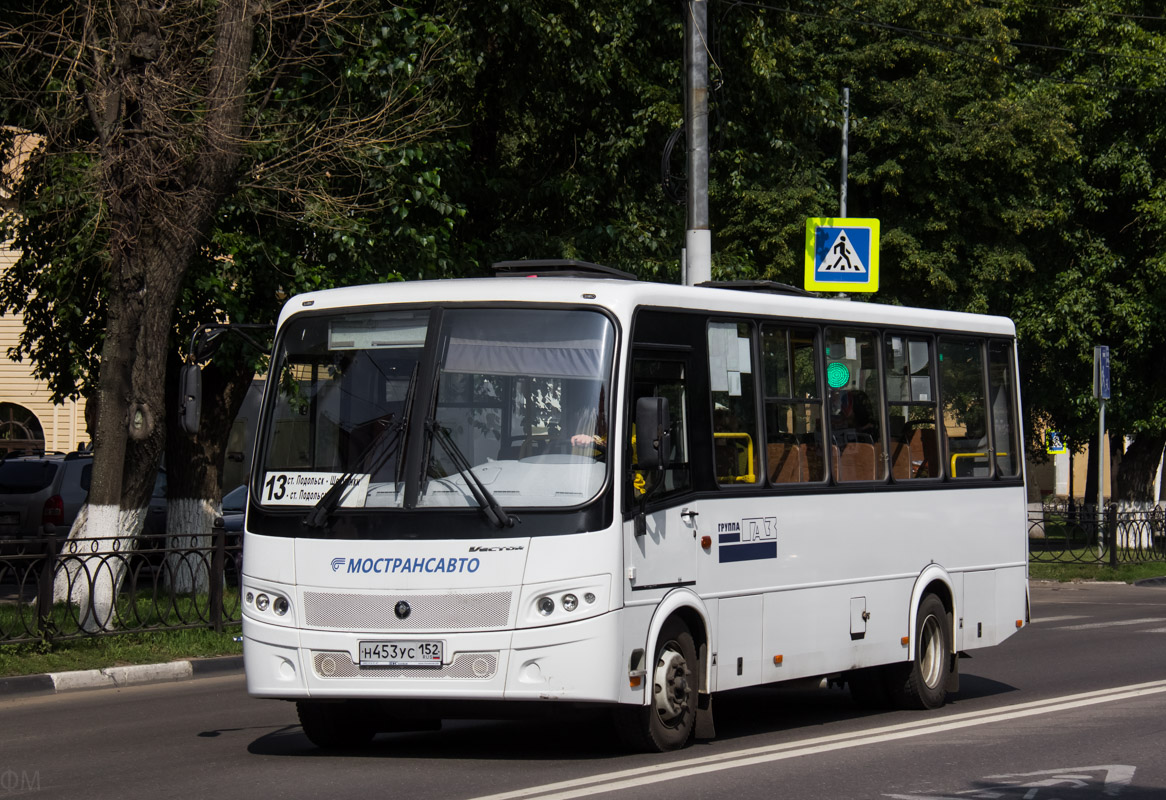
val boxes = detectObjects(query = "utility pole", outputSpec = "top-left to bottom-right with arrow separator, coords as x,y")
840,87 -> 849,217
684,0 -> 711,286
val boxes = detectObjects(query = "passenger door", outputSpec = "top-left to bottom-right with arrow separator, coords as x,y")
625,352 -> 700,591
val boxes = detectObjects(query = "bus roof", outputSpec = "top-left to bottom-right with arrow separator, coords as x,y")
278,276 -> 1016,337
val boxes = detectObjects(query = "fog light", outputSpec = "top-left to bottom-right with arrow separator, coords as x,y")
256,593 -> 270,611
246,592 -> 254,605
583,592 -> 596,604
537,596 -> 555,616
562,593 -> 578,612
273,596 -> 289,616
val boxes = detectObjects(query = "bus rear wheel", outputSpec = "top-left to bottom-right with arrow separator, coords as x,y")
888,593 -> 951,710
296,700 -> 376,750
614,617 -> 698,752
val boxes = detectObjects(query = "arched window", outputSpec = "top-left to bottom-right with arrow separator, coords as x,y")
0,403 -> 45,456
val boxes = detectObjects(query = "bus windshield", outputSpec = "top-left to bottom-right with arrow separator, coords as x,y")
258,306 -> 616,512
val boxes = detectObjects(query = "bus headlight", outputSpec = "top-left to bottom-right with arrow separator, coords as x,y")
243,582 -> 295,627
520,576 -> 611,628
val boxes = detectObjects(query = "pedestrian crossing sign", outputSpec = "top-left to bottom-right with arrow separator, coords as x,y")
804,217 -> 880,292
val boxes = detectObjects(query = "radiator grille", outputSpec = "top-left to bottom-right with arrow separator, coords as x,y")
312,651 -> 498,680
302,590 -> 512,630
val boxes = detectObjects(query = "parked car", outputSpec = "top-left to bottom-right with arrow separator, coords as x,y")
0,451 -> 93,538
142,468 -> 167,539
220,484 -> 247,533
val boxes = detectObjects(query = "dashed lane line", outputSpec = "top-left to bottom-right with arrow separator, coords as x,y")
1057,617 -> 1166,631
465,680 -> 1166,800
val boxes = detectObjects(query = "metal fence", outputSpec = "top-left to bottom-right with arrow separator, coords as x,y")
0,530 -> 241,645
1029,505 -> 1166,564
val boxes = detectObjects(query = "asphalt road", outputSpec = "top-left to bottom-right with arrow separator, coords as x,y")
3,581 -> 1166,800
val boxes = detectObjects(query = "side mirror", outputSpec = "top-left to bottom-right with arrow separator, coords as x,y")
635,396 -> 671,471
179,364 -> 202,435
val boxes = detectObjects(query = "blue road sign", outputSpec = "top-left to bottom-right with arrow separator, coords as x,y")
1094,345 -> 1111,400
804,217 -> 880,292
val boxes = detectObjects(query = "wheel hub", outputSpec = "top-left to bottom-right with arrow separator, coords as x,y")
653,647 -> 690,723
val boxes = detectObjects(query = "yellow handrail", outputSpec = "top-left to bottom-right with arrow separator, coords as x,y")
950,451 -> 1008,476
714,432 -> 755,483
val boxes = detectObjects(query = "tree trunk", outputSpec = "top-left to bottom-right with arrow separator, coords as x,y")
54,239 -> 184,628
1114,431 -> 1166,507
52,0 -> 261,626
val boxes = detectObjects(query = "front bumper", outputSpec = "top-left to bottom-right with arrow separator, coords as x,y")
243,608 -> 624,704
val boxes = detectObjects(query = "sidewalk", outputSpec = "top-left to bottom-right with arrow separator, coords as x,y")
0,654 -> 243,698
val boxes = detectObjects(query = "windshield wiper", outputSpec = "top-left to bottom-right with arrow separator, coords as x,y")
303,365 -> 419,529
426,421 -> 519,530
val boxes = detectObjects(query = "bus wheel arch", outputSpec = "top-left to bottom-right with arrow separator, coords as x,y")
908,570 -> 956,662
896,574 -> 958,710
616,596 -> 711,751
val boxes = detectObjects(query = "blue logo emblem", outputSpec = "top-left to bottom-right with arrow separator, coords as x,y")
331,557 -> 346,572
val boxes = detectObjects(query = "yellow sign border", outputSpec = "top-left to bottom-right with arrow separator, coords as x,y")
804,217 -> 880,293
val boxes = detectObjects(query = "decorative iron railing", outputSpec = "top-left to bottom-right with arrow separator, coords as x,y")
0,529 -> 241,645
1029,506 -> 1166,564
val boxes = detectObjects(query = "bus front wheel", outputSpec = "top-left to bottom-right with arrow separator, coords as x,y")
296,700 -> 376,750
614,617 -> 698,752
889,593 -> 951,710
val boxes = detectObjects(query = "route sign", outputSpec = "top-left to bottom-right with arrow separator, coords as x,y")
804,217 -> 880,293
1094,345 -> 1111,400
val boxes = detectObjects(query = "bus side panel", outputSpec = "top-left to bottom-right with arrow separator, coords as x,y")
714,595 -> 763,691
761,578 -> 912,684
696,485 -> 1025,687
960,570 -> 997,648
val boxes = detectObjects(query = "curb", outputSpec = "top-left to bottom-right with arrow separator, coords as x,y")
0,655 -> 244,698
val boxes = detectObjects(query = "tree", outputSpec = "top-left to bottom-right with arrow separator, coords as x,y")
999,0 -> 1166,504
0,0 -> 448,621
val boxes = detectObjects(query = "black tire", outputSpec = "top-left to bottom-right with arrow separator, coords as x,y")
888,593 -> 951,710
614,617 -> 698,752
296,700 -> 376,750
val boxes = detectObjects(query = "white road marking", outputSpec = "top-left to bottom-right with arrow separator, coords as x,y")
1057,617 -> 1166,631
466,681 -> 1166,800
884,765 -> 1137,799
1028,615 -> 1086,624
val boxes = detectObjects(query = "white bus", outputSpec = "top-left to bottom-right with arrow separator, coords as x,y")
239,261 -> 1028,751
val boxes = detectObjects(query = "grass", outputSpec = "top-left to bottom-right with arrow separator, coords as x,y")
0,626 -> 241,678
0,582 -> 244,678
1029,560 -> 1166,584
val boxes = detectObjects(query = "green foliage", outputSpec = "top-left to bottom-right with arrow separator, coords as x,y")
4,0 -> 1166,499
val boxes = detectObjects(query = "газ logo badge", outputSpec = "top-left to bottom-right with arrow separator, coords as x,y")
331,557 -> 346,572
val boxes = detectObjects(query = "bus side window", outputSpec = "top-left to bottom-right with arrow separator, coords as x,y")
885,334 -> 939,480
937,337 -> 990,478
988,340 -> 1020,477
708,321 -> 760,486
824,327 -> 887,482
761,325 -> 825,483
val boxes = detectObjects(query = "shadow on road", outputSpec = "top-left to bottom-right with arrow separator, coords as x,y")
242,673 -> 1021,760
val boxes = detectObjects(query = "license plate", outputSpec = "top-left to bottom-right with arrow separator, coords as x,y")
0,512 -> 19,526
358,640 -> 443,667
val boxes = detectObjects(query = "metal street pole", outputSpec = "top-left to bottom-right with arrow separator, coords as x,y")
684,0 -> 711,286
840,87 -> 849,217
